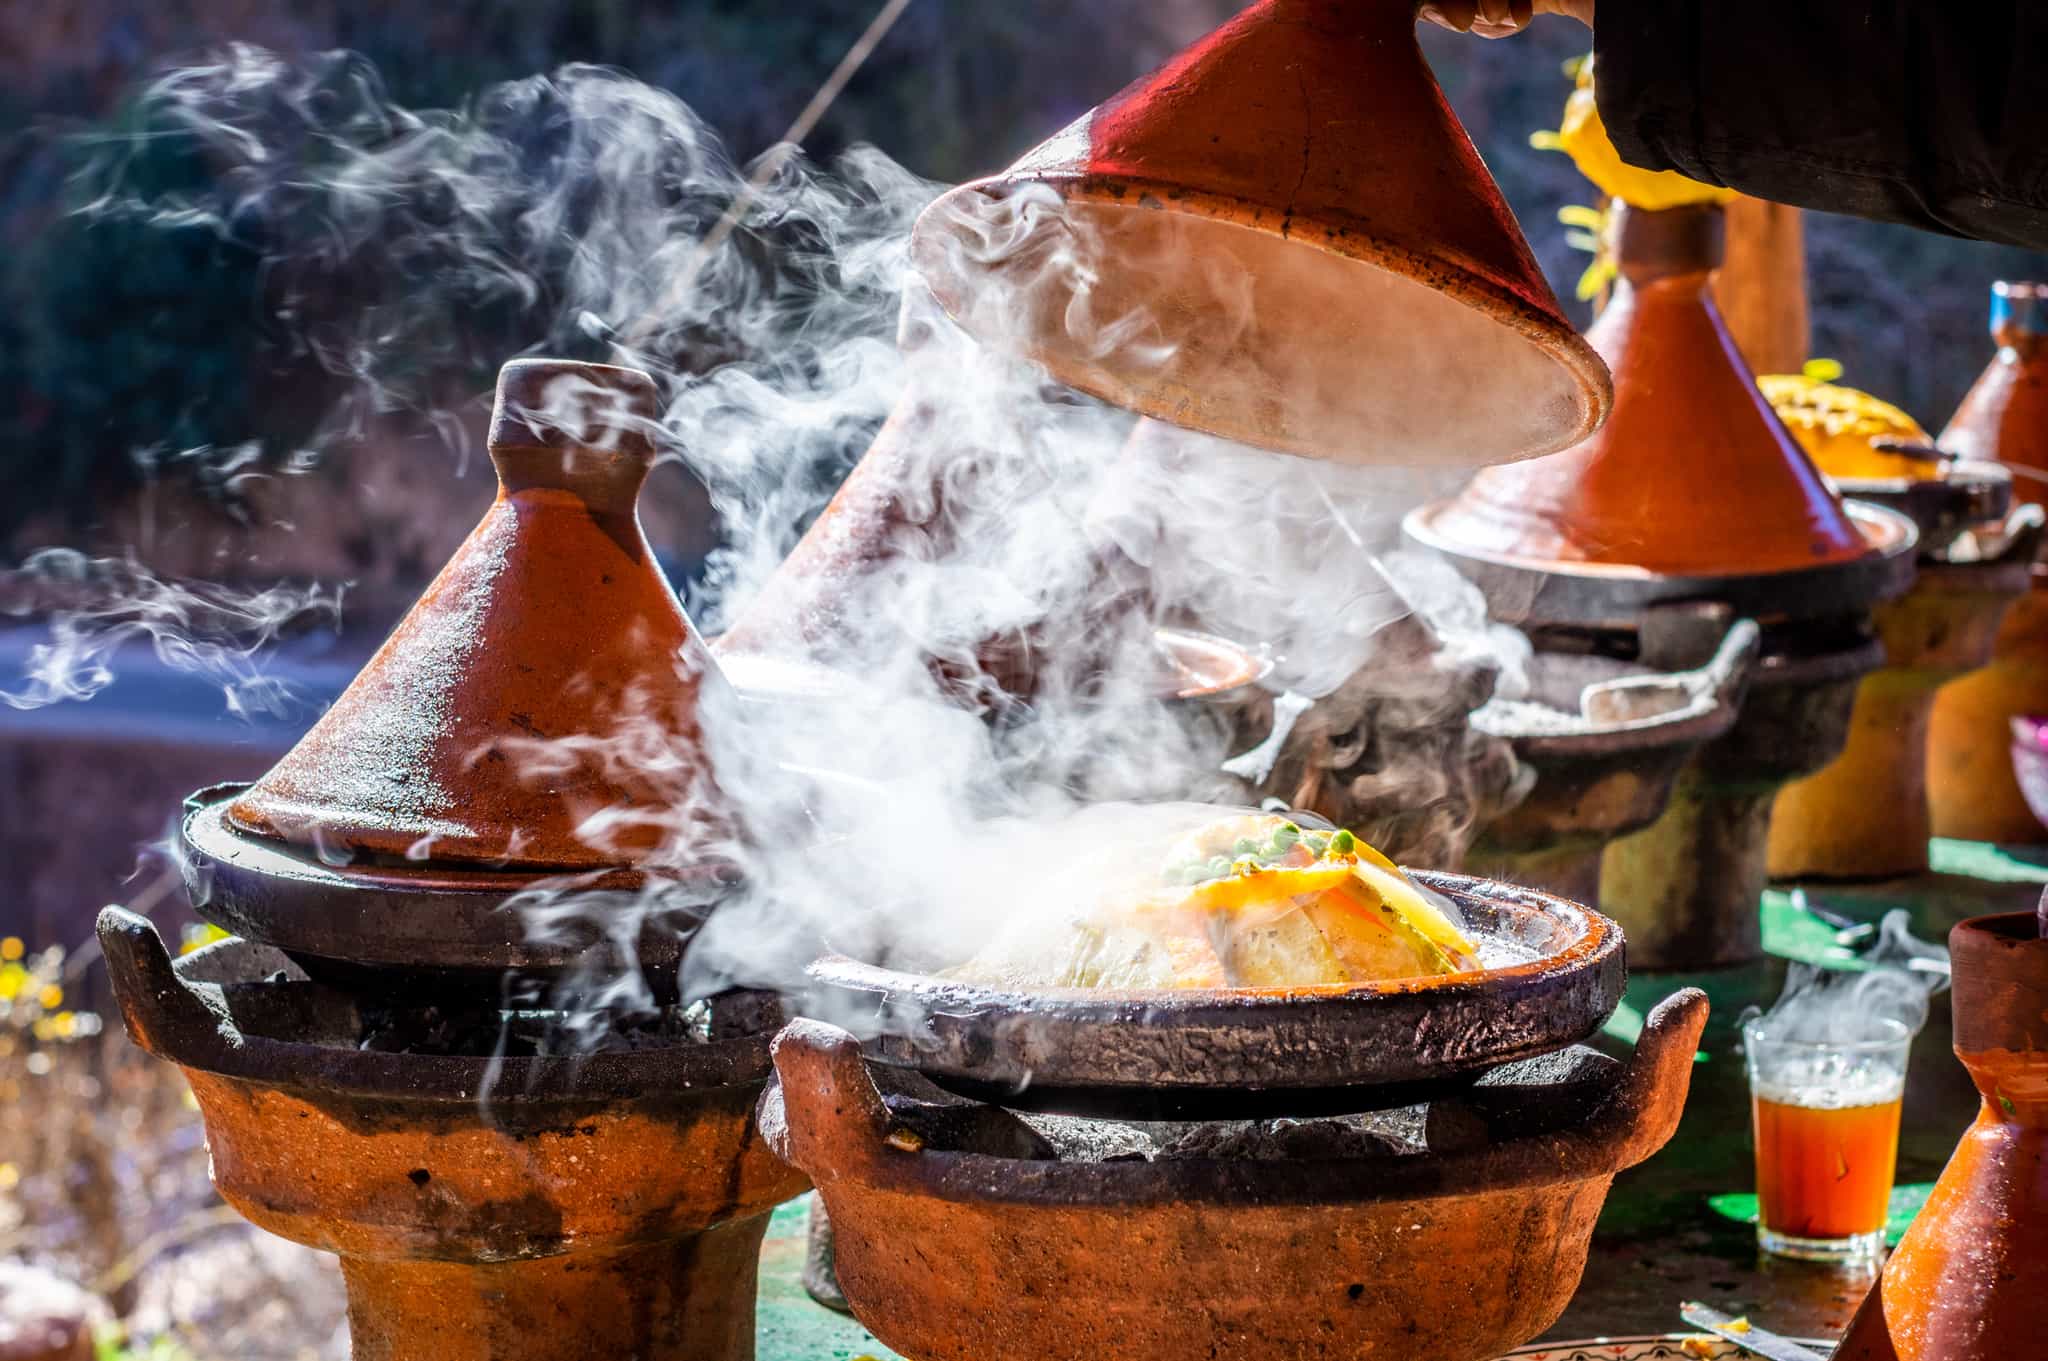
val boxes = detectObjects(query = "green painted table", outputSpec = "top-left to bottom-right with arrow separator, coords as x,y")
747,838 -> 2047,1357
757,1200 -> 900,1361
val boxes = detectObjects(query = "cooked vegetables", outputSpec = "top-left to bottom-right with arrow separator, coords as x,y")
950,812 -> 1480,990
1759,364 -> 1939,480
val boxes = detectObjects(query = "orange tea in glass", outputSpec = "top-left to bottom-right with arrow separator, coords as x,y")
1743,1016 -> 1911,1263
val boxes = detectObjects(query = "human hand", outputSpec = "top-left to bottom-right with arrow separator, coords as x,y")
1420,0 -> 1593,38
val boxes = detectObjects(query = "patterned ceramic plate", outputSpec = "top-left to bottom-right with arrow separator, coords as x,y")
1502,1338 -> 1834,1359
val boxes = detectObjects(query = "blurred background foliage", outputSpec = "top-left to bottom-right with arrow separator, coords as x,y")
1,1 -> 2046,551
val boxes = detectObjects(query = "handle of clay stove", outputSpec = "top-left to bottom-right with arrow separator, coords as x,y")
768,1019 -> 896,1182
1990,502 -> 2046,566
1590,987 -> 1711,1172
96,906 -> 230,1067
1704,620 -> 1762,707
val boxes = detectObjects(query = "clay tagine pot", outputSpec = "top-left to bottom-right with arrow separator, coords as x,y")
1769,507 -> 2040,880
95,359 -> 813,1361
909,0 -> 1610,469
99,911 -> 806,1361
713,288 -> 1256,714
1929,281 -> 2048,846
180,359 -> 734,982
1406,201 -> 1914,967
804,869 -> 1625,1121
1833,907 -> 2048,1360
762,990 -> 1708,1361
1420,202 -> 1872,580
1467,610 -> 1757,904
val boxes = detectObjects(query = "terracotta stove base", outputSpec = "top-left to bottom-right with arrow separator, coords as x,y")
1468,615 -> 1754,904
1600,634 -> 1884,968
98,910 -> 807,1361
762,992 -> 1708,1361
1769,556 -> 2030,881
337,1219 -> 771,1361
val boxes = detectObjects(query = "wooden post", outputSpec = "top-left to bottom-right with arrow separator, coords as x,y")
1712,195 -> 1808,375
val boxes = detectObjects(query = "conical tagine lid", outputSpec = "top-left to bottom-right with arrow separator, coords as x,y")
909,0 -> 1611,469
1420,203 -> 1874,576
227,359 -> 725,871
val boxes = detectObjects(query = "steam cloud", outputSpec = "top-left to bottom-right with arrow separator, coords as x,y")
15,46 -> 1534,1031
1,549 -> 340,716
1757,907 -> 1951,1040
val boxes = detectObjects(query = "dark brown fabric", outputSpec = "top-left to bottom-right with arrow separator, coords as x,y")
1595,2 -> 2048,248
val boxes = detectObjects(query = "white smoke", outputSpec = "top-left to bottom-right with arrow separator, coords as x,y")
1,548 -> 340,715
28,46 -> 1537,1027
1743,907 -> 1952,1048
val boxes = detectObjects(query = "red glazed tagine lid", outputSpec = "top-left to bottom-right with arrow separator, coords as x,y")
226,358 -> 725,872
909,0 -> 1611,470
1421,202 -> 1877,577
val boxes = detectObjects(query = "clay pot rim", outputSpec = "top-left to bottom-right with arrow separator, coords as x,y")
1953,910 -> 2047,947
1405,498 -> 1913,582
180,788 -> 733,974
1824,460 -> 2013,557
98,908 -> 780,1102
766,1115 -> 1636,1209
812,869 -> 1615,1009
190,788 -> 720,892
1473,634 -> 1752,753
913,172 -> 1613,465
1402,501 -> 1919,628
1480,693 -> 1731,759
762,989 -> 1710,1208
1157,626 -> 1273,700
800,872 -> 1627,1118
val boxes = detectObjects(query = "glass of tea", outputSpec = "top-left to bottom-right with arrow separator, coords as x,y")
1743,1015 -> 1912,1264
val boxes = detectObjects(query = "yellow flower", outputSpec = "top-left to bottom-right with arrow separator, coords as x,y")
179,923 -> 230,956
36,984 -> 62,1011
0,1163 -> 18,1191
1538,56 -> 1736,211
0,937 -> 22,962
0,963 -> 25,1002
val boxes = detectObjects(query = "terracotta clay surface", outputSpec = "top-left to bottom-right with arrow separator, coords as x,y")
1425,203 -> 1870,577
1834,911 -> 2048,1361
1941,282 -> 2048,483
1928,289 -> 2048,844
1929,574 -> 2048,843
1468,615 -> 1757,904
763,990 -> 1707,1361
98,911 -> 807,1361
910,0 -> 1609,468
1771,548 -> 2035,880
229,359 -> 725,872
1599,632 -> 1884,968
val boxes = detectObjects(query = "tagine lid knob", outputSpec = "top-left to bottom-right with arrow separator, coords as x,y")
225,357 -> 725,877
491,355 -> 656,449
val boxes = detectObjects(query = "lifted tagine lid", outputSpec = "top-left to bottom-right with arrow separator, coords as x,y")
909,0 -> 1611,471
